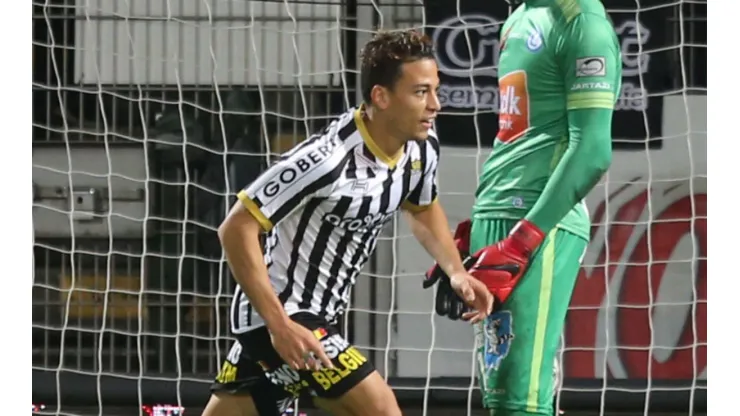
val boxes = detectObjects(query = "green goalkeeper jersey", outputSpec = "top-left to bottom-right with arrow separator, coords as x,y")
472,0 -> 621,240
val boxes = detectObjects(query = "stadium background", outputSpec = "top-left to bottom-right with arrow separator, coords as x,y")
31,0 -> 706,415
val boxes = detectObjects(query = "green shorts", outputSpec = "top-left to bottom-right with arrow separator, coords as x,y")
471,219 -> 587,416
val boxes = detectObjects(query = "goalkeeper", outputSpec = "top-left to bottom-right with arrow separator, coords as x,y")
425,1 -> 620,415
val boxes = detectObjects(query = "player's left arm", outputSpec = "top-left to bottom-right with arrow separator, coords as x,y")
401,135 -> 467,278
401,132 -> 440,214
404,137 -> 493,320
405,201 -> 470,280
523,13 -> 621,235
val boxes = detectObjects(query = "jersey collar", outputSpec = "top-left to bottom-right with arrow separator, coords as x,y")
354,105 -> 404,169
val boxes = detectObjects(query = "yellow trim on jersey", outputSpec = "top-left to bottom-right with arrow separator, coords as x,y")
354,105 -> 404,168
566,91 -> 615,110
401,197 -> 438,213
556,0 -> 582,22
237,190 -> 273,232
526,229 -> 557,413
549,137 -> 568,172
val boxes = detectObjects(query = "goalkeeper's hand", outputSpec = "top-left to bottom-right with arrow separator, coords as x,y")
467,219 -> 545,304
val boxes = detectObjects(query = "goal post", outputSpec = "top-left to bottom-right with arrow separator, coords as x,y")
32,0 -> 706,414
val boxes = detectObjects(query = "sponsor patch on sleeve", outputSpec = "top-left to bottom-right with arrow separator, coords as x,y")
575,56 -> 606,77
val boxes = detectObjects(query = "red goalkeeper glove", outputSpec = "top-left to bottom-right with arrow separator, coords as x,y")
422,219 -> 473,320
467,219 -> 545,304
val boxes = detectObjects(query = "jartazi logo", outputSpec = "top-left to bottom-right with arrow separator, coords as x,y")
575,57 -> 606,77
571,82 -> 612,91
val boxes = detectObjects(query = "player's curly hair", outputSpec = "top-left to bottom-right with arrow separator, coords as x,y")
360,29 -> 435,105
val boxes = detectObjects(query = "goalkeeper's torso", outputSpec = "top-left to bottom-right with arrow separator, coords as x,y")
472,0 -> 612,240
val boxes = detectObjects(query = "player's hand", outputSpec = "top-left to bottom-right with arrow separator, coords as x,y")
268,320 -> 335,372
423,219 -> 472,289
467,219 -> 545,304
449,272 -> 494,324
422,219 -> 475,321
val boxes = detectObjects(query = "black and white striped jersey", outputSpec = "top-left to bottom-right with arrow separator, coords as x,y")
230,106 -> 440,333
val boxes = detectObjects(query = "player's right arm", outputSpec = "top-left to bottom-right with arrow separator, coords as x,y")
219,200 -> 286,328
218,133 -> 346,369
220,134 -> 345,323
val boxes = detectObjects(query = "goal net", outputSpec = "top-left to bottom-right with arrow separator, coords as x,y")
32,0 -> 706,415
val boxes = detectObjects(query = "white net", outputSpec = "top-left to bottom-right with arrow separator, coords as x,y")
31,0 -> 706,415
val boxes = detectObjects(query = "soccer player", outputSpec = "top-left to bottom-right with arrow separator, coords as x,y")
202,30 -> 494,416
425,1 -> 621,415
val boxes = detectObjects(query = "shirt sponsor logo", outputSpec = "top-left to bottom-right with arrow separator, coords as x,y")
261,138 -> 338,199
496,70 -> 530,143
323,211 -> 393,233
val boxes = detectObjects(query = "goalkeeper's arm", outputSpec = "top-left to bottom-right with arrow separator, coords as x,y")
522,13 -> 620,234
523,109 -> 612,233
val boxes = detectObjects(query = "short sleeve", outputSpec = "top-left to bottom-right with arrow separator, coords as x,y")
402,133 -> 440,212
556,13 -> 623,111
237,137 -> 347,231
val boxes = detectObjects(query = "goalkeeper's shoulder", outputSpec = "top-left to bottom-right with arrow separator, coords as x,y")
552,6 -> 621,65
561,0 -> 610,20
556,1 -> 618,40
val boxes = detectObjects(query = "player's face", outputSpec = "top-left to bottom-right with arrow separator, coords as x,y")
386,58 -> 441,141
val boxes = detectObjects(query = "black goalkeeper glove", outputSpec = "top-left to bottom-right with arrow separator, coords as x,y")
422,220 -> 475,320
422,255 -> 479,320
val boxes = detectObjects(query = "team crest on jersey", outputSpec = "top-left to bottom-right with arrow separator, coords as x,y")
482,311 -> 515,372
526,27 -> 544,52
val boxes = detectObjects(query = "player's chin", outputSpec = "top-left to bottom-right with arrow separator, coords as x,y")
412,129 -> 430,141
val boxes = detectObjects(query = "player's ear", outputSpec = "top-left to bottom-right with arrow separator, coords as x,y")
370,85 -> 391,110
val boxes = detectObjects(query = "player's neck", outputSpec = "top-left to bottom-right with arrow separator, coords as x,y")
361,106 -> 405,160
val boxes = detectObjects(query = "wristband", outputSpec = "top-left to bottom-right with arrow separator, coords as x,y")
508,219 -> 546,256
